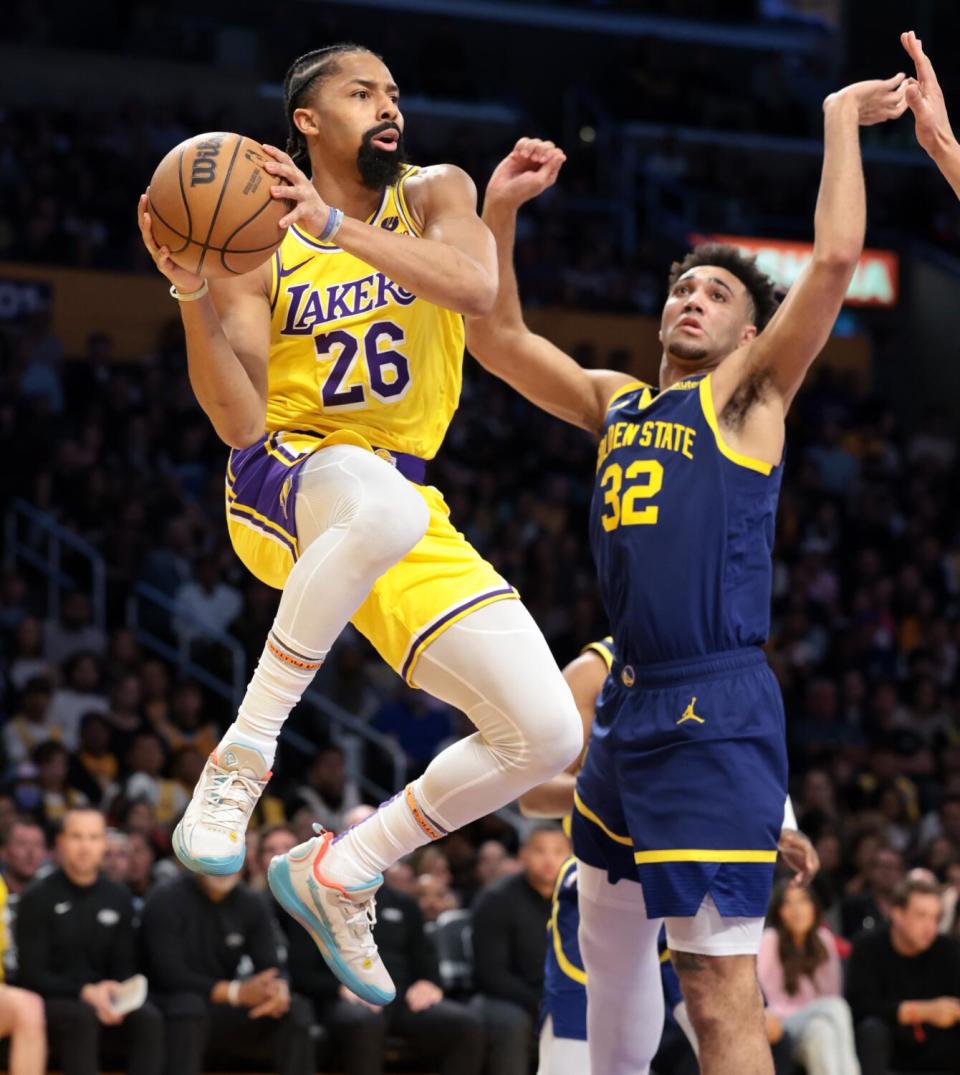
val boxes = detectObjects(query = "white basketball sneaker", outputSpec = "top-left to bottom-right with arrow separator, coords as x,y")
267,825 -> 395,1005
172,743 -> 270,876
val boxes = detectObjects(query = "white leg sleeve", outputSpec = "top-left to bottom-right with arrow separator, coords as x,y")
410,599 -> 584,829
223,445 -> 428,764
538,1016 -> 591,1075
326,599 -> 582,883
578,861 -> 665,1075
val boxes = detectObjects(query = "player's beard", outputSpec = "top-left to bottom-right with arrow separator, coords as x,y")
357,122 -> 407,191
669,339 -> 710,363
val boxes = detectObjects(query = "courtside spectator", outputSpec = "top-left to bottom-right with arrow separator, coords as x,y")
0,818 -> 48,979
142,870 -> 313,1075
15,807 -> 163,1075
847,875 -> 960,1075
471,824 -> 570,1075
758,881 -> 859,1075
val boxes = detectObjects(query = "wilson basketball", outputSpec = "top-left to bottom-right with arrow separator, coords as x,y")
148,132 -> 292,278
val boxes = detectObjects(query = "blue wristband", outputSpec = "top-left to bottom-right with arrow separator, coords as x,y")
319,206 -> 344,242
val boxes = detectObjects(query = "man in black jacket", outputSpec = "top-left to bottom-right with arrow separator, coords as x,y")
14,807 -> 163,1075
471,823 -> 571,1075
141,869 -> 314,1075
847,874 -> 960,1075
282,814 -> 483,1075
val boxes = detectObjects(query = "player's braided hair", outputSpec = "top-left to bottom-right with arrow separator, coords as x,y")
283,43 -> 380,166
668,243 -> 780,331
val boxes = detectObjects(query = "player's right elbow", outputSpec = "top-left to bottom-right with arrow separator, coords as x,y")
217,420 -> 266,451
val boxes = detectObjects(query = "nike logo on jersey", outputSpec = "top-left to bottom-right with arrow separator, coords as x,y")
677,697 -> 705,725
54,901 -> 71,914
278,256 -> 315,279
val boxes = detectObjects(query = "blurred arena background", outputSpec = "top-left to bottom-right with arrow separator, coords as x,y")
2,1 -> 960,1073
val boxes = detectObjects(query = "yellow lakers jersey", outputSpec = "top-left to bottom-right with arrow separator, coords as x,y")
267,165 -> 465,460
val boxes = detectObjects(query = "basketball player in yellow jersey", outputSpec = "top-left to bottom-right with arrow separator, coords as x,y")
137,42 -> 582,1005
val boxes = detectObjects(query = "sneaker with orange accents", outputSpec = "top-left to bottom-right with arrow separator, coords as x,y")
172,743 -> 270,876
267,825 -> 395,1005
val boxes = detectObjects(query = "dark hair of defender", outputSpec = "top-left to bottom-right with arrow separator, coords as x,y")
667,242 -> 781,332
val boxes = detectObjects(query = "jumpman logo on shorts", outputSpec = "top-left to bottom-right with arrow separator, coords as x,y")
677,697 -> 704,725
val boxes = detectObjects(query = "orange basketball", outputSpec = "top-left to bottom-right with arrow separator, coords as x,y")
148,132 -> 292,278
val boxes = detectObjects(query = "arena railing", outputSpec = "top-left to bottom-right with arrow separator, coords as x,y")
126,581 -> 407,801
4,497 -> 106,632
2,498 -> 406,800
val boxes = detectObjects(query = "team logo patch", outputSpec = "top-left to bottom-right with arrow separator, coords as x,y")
380,216 -> 399,230
621,665 -> 636,687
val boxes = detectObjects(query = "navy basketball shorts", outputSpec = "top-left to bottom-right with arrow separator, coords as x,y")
572,647 -> 787,920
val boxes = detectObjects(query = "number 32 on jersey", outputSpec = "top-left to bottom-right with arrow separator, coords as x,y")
315,319 -> 411,411
599,460 -> 664,531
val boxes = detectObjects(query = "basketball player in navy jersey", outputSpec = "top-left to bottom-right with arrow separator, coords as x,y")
467,73 -> 908,1075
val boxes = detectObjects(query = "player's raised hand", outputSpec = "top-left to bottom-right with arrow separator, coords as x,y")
826,73 -> 909,126
484,138 -> 566,210
260,144 -> 330,235
137,192 -> 205,292
901,31 -> 954,156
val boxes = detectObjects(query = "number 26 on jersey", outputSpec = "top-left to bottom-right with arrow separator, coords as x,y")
315,320 -> 411,411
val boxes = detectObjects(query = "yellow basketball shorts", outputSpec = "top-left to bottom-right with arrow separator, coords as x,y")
225,429 -> 518,684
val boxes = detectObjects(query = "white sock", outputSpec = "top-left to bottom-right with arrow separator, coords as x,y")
221,626 -> 326,767
218,445 -> 428,773
324,599 -> 582,885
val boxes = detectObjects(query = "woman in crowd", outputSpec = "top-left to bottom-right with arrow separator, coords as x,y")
758,881 -> 860,1075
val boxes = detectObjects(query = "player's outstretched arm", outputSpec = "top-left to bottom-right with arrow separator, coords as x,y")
735,76 -> 907,411
901,31 -> 960,199
518,648 -> 608,818
466,139 -> 633,435
138,194 -> 270,450
262,147 -> 497,318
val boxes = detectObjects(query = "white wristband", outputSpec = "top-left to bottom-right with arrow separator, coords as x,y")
170,279 -> 209,302
227,979 -> 241,1007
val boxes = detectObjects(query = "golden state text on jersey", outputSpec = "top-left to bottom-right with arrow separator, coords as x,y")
267,164 -> 464,460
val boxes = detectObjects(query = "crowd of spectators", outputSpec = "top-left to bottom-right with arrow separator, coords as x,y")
3,300 -> 960,1069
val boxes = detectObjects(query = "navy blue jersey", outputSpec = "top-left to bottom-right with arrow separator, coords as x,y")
589,372 -> 783,667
